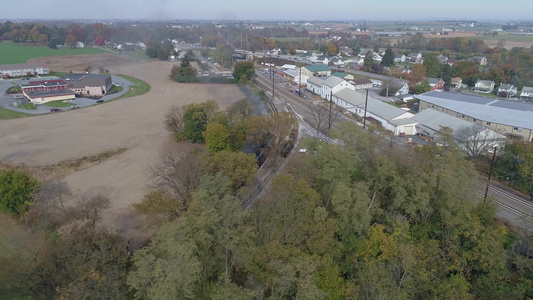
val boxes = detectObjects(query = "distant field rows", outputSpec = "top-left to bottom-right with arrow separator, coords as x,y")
0,42 -> 107,65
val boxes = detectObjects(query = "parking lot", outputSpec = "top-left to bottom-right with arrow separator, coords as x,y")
0,75 -> 134,115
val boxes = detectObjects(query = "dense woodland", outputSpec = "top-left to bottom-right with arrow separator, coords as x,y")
1,96 -> 533,298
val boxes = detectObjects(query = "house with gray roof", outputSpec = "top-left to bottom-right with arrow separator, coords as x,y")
520,86 -> 533,101
497,83 -> 518,97
332,88 -> 416,134
415,91 -> 533,141
306,76 -> 323,94
0,63 -> 49,78
320,76 -> 354,100
473,80 -> 495,93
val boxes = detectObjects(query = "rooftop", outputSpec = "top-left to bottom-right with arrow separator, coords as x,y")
415,91 -> 533,129
303,64 -> 331,72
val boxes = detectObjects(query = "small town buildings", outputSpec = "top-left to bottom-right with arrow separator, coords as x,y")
387,81 -> 410,96
280,64 -> 297,70
306,76 -> 323,94
394,54 -> 406,63
473,80 -> 495,93
470,56 -> 488,66
331,88 -> 416,134
331,72 -> 354,80
352,78 -> 373,90
63,73 -> 113,97
320,76 -> 354,100
428,78 -> 445,91
282,69 -> 308,85
330,57 -> 345,67
412,108 -> 506,153
415,91 -> 533,141
497,83 -> 518,97
451,77 -> 463,89
520,86 -> 533,101
0,63 -> 49,78
20,79 -> 75,104
301,65 -> 331,78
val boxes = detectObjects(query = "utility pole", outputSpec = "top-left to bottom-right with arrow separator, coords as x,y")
484,146 -> 498,203
363,89 -> 369,129
272,54 -> 275,101
329,91 -> 333,129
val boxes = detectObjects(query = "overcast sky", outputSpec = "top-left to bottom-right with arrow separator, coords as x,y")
1,0 -> 532,21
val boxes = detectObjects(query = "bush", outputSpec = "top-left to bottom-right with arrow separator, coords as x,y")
0,169 -> 39,215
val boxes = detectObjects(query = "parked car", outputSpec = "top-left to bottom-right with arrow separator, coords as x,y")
96,100 -> 104,103
50,108 -> 62,112
70,105 -> 80,109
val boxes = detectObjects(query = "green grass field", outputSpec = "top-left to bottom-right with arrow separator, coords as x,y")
123,50 -> 155,61
17,103 -> 36,110
0,42 -> 107,65
43,100 -> 72,107
0,107 -> 31,119
111,75 -> 150,100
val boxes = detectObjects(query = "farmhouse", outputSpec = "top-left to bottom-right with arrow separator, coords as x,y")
20,79 -> 75,104
0,63 -> 49,78
416,91 -> 533,141
63,73 -> 113,97
331,88 -> 417,135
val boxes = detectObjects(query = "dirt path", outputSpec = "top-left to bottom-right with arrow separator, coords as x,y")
0,60 -> 246,238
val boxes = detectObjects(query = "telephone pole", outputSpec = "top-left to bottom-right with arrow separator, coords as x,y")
328,91 -> 333,129
484,146 -> 498,203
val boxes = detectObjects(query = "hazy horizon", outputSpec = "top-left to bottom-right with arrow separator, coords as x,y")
1,0 -> 532,22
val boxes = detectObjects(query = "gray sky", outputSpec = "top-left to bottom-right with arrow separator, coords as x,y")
1,0 -> 532,21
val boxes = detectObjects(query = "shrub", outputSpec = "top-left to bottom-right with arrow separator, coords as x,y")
0,169 -> 39,215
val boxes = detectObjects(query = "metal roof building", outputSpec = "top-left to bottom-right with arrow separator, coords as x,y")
415,91 -> 533,141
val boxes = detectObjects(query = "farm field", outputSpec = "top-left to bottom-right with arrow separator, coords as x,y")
0,42 -> 107,64
0,59 -> 247,241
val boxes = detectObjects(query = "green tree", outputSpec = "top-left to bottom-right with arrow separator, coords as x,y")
202,151 -> 258,192
363,51 -> 374,72
0,169 -> 39,215
381,45 -> 394,67
441,63 -> 452,88
203,122 -> 229,153
178,101 -> 219,142
232,61 -> 255,82
171,65 -> 197,83
451,61 -> 479,86
422,53 -> 441,78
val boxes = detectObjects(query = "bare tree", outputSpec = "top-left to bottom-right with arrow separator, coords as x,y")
77,191 -> 111,235
309,102 -> 342,139
454,124 -> 502,157
164,105 -> 184,135
149,148 -> 202,208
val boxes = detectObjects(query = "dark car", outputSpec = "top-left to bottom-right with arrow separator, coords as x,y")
50,108 -> 62,112
96,100 -> 104,103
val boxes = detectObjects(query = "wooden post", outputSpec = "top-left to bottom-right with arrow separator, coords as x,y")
329,91 -> 333,129
484,146 -> 498,203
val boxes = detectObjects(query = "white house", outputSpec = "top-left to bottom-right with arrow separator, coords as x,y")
330,57 -> 345,67
283,69 -> 308,85
281,64 -> 297,70
321,76 -> 354,100
394,54 -> 406,63
352,78 -> 373,90
520,86 -> 533,101
497,83 -> 518,97
331,88 -> 416,134
473,80 -> 495,93
0,63 -> 49,78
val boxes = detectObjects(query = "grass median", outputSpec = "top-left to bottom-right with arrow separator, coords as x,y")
0,107 -> 31,119
111,75 -> 150,101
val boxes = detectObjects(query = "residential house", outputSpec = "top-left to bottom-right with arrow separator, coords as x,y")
451,77 -> 463,89
372,53 -> 383,62
394,54 -> 406,63
470,56 -> 488,66
329,56 -> 345,67
0,63 -> 49,78
280,64 -> 297,70
331,88 -> 417,134
497,83 -> 518,97
331,72 -> 354,80
437,54 -> 448,63
320,76 -> 354,100
388,81 -> 410,96
473,80 -> 495,93
407,52 -> 423,64
63,73 -> 113,97
301,65 -> 331,78
412,108 -> 506,154
445,59 -> 460,66
428,78 -> 445,91
415,91 -> 533,141
520,86 -> 533,101
315,55 -> 329,65
352,78 -> 373,90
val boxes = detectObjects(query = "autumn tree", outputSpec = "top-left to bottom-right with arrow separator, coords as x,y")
203,122 -> 229,153
408,64 -> 427,88
246,112 -> 298,158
